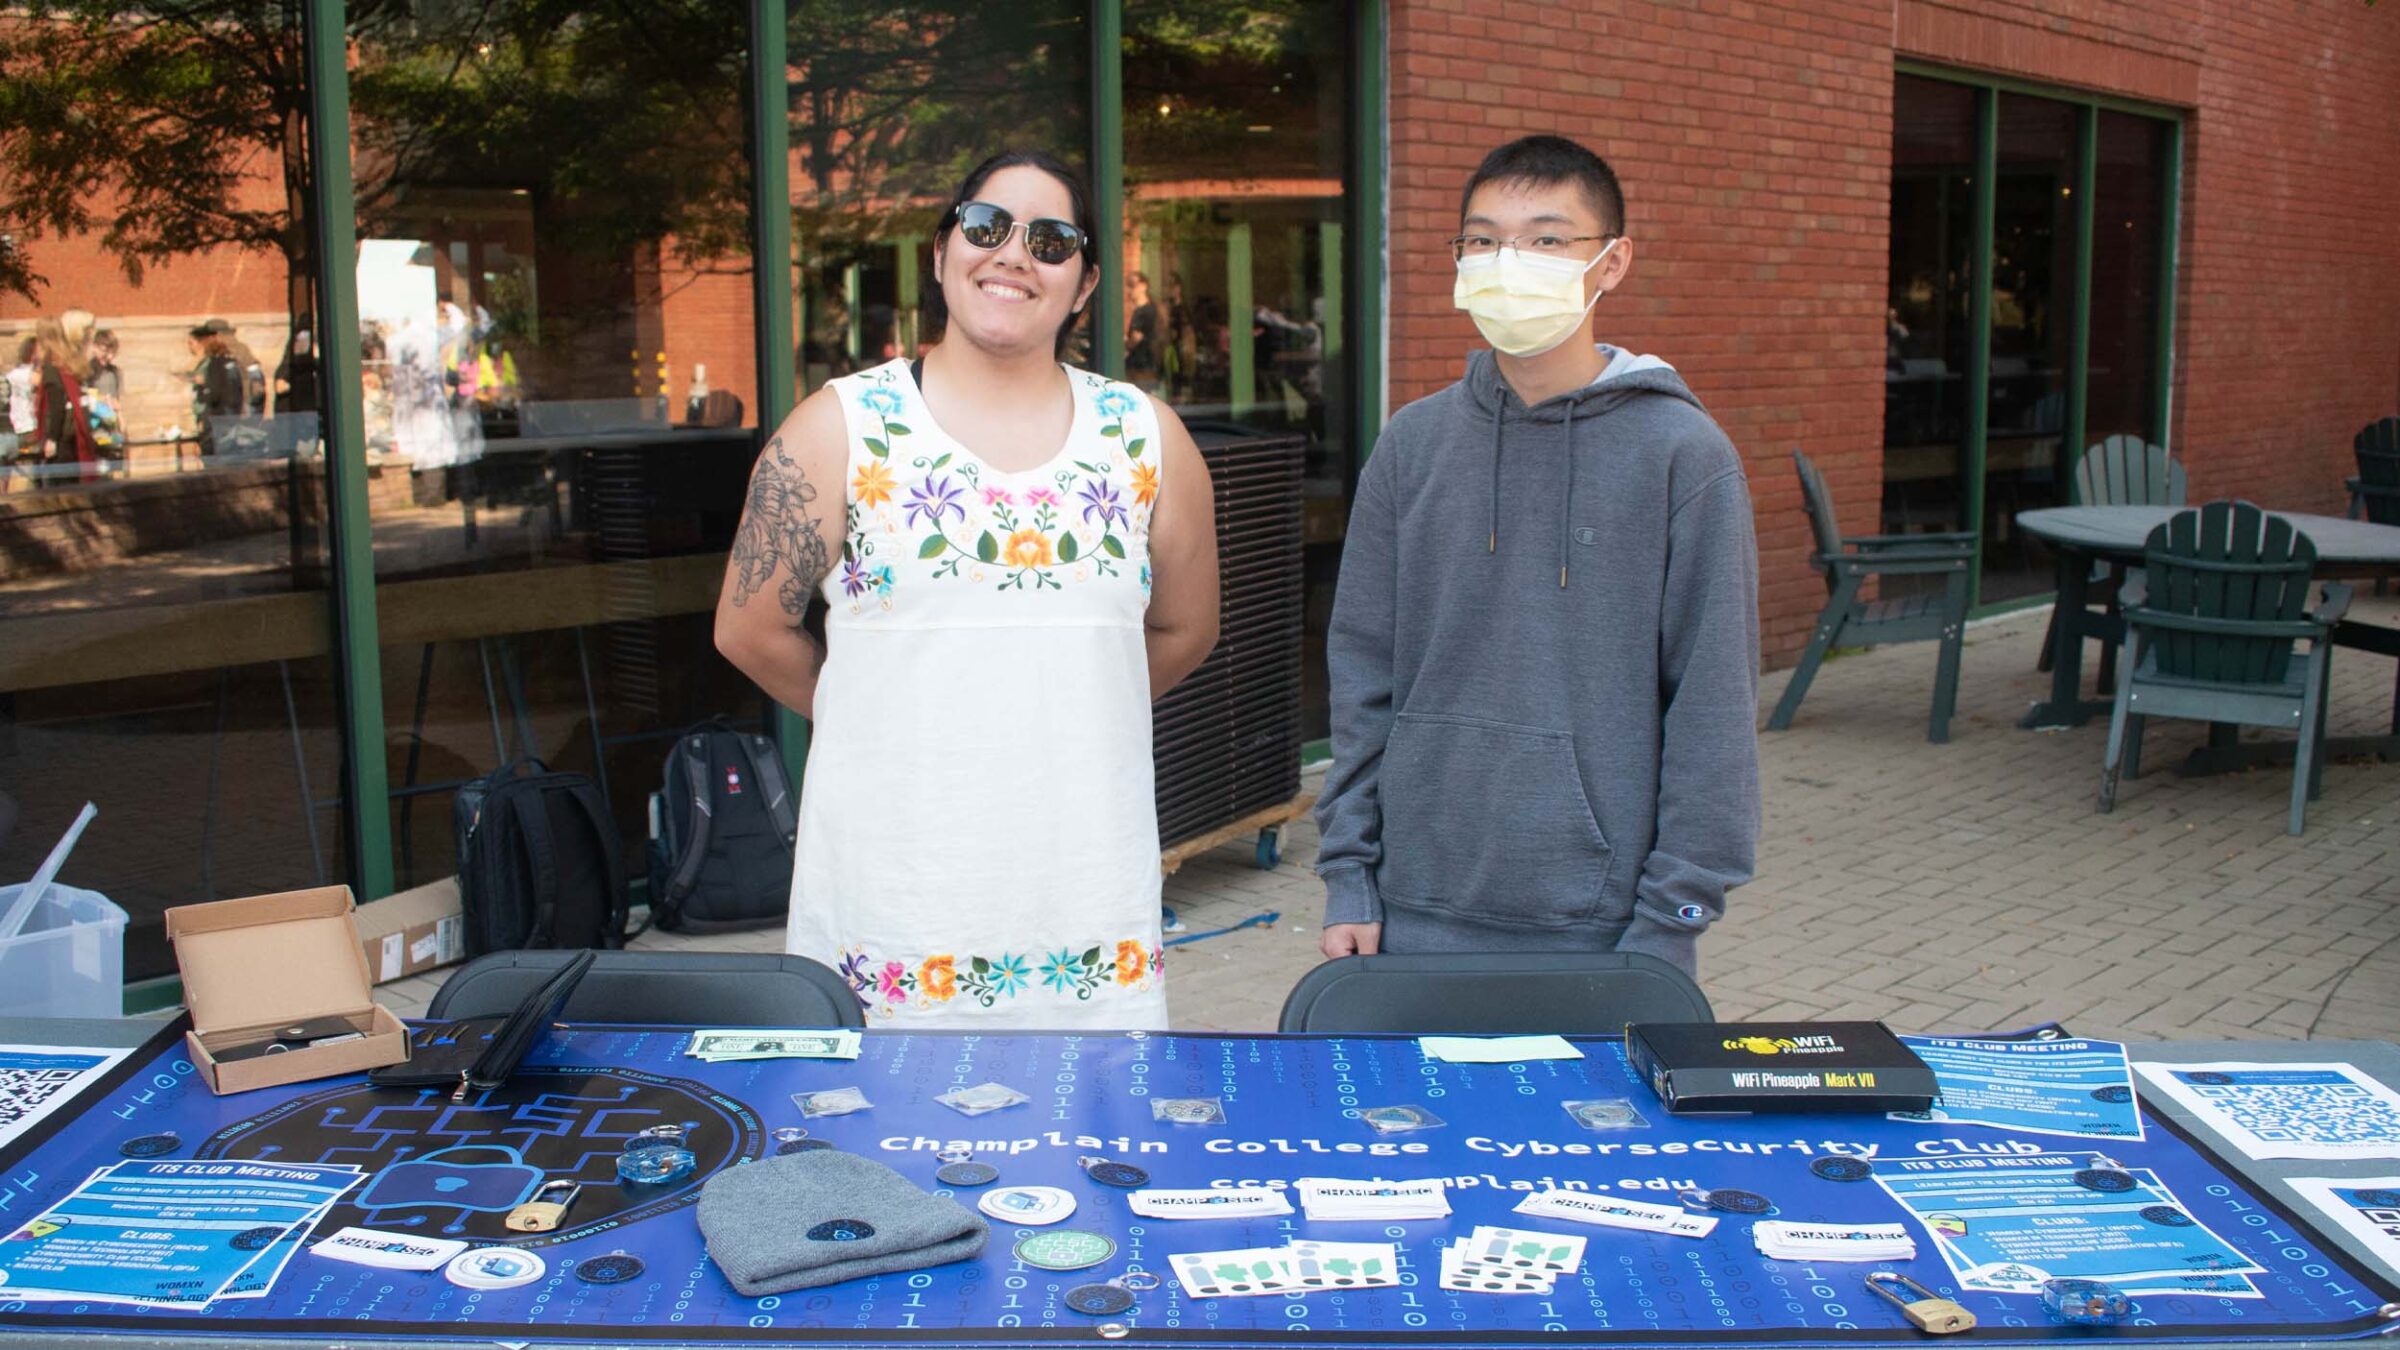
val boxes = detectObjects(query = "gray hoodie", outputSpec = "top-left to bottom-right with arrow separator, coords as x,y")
1315,345 -> 1761,975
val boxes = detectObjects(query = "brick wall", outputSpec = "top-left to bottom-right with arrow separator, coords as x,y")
1387,0 -> 1897,666
1387,0 -> 2400,666
2176,0 -> 2400,512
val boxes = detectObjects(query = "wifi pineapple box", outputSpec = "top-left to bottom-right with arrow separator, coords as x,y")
1625,1022 -> 1937,1114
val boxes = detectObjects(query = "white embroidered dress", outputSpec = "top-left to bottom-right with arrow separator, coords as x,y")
785,358 -> 1169,1028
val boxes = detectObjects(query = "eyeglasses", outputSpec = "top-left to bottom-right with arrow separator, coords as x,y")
945,201 -> 1090,267
1450,233 -> 1616,262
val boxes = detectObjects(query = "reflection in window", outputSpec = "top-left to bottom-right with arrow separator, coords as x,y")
0,2 -> 344,977
1881,77 -> 1979,559
787,4 -> 1090,388
1979,93 -> 2079,604
1126,1 -> 1348,737
348,3 -> 766,887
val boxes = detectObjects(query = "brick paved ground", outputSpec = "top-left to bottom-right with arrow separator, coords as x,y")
385,598 -> 2400,1042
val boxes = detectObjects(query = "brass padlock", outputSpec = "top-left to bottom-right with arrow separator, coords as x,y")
504,1180 -> 582,1233
1868,1272 -> 1977,1334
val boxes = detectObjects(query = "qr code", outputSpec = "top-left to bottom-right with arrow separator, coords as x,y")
2195,1081 -> 2400,1144
0,1067 -> 87,1130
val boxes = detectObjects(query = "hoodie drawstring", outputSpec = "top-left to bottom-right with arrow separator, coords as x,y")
1560,402 -> 1577,588
1488,403 -> 1504,554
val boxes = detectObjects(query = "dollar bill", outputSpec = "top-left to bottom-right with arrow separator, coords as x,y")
685,1029 -> 862,1061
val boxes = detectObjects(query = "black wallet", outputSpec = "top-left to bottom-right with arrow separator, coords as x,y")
370,950 -> 595,1098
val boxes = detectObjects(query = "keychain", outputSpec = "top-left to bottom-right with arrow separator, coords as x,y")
617,1125 -> 698,1185
1065,1269 -> 1161,1317
1678,1185 -> 1776,1215
1077,1155 -> 1151,1189
1867,1271 -> 1977,1334
936,1147 -> 1000,1187
504,1179 -> 582,1233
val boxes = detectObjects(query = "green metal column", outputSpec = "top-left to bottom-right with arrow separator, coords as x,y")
1227,222 -> 1255,418
1089,0 -> 1125,377
304,0 -> 393,902
2063,105 -> 2096,500
843,262 -> 863,364
1320,221 -> 1345,363
1347,0 -> 1387,474
1964,86 -> 1998,608
2152,118 -> 2183,453
896,233 -> 921,353
748,0 -> 807,783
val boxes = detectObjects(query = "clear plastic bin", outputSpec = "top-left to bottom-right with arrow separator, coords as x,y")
0,885 -> 127,1020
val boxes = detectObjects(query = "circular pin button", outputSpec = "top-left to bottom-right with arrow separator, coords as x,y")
1066,1282 -> 1137,1316
979,1185 -> 1077,1226
445,1246 -> 546,1290
1014,1230 -> 1116,1272
229,1225 -> 286,1251
2090,1085 -> 2133,1103
576,1251 -> 646,1284
1812,1156 -> 1874,1182
938,1161 -> 1001,1187
2074,1169 -> 2137,1193
2138,1205 -> 2194,1227
119,1132 -> 181,1159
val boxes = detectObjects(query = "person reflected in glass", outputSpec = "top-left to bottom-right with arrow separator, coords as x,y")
188,323 -> 246,459
715,149 -> 1220,1030
1124,270 -> 1164,392
33,316 -> 97,485
1,336 -> 37,492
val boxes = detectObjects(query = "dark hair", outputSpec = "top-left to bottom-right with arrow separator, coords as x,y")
925,149 -> 1097,359
1459,135 -> 1626,238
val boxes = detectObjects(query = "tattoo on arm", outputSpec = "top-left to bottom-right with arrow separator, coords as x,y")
729,436 -> 831,620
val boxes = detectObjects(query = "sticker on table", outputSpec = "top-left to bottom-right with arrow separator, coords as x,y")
2134,1062 -> 2400,1161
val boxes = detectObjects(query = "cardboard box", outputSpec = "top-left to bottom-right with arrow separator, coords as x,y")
355,877 -> 466,986
166,886 -> 409,1095
1625,1021 -> 1938,1114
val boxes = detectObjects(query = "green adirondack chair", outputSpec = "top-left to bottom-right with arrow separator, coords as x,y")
2037,436 -> 2187,683
2098,501 -> 2351,835
2351,417 -> 2400,526
1766,449 -> 1977,743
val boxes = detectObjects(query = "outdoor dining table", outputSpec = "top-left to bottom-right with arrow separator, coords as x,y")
2014,504 -> 2400,771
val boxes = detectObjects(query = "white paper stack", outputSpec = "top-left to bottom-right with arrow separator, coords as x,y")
1438,1226 -> 1587,1294
1295,1176 -> 1452,1221
1514,1188 -> 1718,1237
1753,1221 -> 1917,1263
1128,1187 -> 1295,1219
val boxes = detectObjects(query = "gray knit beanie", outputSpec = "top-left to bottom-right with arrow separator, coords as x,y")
698,1150 -> 990,1296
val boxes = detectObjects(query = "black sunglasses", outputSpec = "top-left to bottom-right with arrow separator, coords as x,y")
944,200 -> 1089,267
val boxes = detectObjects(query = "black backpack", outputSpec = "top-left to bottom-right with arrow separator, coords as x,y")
455,760 -> 633,955
644,725 -> 797,931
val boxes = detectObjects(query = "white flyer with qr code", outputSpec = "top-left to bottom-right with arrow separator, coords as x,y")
0,1046 -> 130,1154
2134,1062 -> 2400,1161
2285,1177 -> 2400,1280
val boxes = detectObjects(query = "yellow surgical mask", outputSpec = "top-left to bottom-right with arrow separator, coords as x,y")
1452,239 -> 1619,357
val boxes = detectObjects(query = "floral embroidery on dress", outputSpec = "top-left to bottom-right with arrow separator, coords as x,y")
834,365 -> 1154,602
835,939 -> 1164,1019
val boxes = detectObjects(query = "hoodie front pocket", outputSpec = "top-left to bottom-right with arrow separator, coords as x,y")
1376,712 -> 1612,927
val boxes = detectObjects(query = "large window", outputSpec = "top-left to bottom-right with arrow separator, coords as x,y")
347,1 -> 767,888
1125,1 -> 1351,738
0,3 -> 346,980
1883,71 -> 2179,607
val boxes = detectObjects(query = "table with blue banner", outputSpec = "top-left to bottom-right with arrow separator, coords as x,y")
0,1017 -> 2395,1349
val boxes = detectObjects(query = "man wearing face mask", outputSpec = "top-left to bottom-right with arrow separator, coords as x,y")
1314,134 -> 1760,981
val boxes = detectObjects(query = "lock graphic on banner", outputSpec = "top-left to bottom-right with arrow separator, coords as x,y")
356,1144 -> 547,1214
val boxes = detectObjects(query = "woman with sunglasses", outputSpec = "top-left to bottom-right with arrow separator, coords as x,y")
717,149 -> 1219,1029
